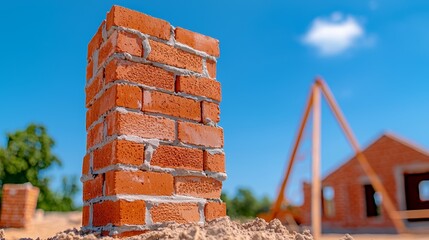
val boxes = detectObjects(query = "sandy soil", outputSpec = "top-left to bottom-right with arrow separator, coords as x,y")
2,212 -> 429,240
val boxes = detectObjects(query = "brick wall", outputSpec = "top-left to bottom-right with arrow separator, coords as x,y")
0,183 -> 39,228
300,134 -> 429,233
82,5 -> 226,237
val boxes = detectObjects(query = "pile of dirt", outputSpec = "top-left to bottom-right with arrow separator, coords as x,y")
46,217 -> 354,240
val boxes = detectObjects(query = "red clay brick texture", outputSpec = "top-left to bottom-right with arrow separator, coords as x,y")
0,184 -> 39,228
142,90 -> 201,121
92,200 -> 146,226
98,31 -> 143,68
105,171 -> 174,196
93,140 -> 144,171
201,101 -> 220,124
151,145 -> 203,171
105,59 -> 175,91
150,203 -> 200,223
83,174 -> 104,201
205,202 -> 227,221
176,76 -> 221,101
203,151 -> 225,173
87,21 -> 105,60
106,111 -> 175,141
148,40 -> 203,73
178,121 -> 224,147
83,5 -> 225,236
107,6 -> 170,40
175,27 -> 220,57
175,176 -> 222,198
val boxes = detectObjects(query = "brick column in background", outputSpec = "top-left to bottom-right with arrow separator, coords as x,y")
0,183 -> 39,228
82,5 -> 226,237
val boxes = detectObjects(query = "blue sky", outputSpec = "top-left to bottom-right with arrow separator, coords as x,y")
1,0 -> 428,205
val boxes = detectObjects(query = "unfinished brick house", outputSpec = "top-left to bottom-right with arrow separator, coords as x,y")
300,133 -> 429,233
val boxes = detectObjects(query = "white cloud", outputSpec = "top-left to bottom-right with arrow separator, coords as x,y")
302,13 -> 365,56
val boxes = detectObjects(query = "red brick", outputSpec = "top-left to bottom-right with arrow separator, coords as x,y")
83,174 -> 104,201
93,140 -> 144,171
204,202 -> 226,221
98,31 -> 143,68
206,59 -> 216,78
87,121 -> 103,149
151,145 -> 203,171
105,59 -> 175,91
142,90 -> 201,121
92,200 -> 146,226
201,101 -> 220,124
176,76 -> 221,101
82,205 -> 90,226
82,154 -> 90,175
150,203 -> 199,223
106,6 -> 171,40
106,111 -> 175,141
105,171 -> 173,196
148,40 -> 203,73
174,176 -> 222,198
178,121 -> 223,147
175,27 -> 220,57
203,151 -> 225,173
88,21 -> 105,60
86,58 -> 94,81
86,71 -> 103,107
86,84 -> 142,129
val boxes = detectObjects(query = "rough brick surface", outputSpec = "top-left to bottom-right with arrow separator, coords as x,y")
150,203 -> 200,223
150,145 -> 203,171
83,174 -> 104,201
87,21 -> 105,60
204,202 -> 226,221
106,111 -> 175,141
86,72 -> 103,107
142,90 -> 201,121
178,121 -> 224,147
86,84 -> 142,129
105,59 -> 175,91
148,40 -> 203,73
203,151 -> 225,173
176,76 -> 221,101
175,27 -> 220,57
206,59 -> 217,79
93,200 -> 146,226
83,5 -> 225,236
93,140 -> 144,171
201,101 -> 220,124
98,31 -> 143,68
105,170 -> 174,196
107,6 -> 170,40
174,176 -> 222,198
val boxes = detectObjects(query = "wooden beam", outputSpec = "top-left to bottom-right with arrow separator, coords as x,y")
317,79 -> 407,234
311,81 -> 322,240
394,210 -> 429,219
269,85 -> 315,220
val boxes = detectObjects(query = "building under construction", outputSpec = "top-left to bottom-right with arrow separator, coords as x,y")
300,133 -> 429,233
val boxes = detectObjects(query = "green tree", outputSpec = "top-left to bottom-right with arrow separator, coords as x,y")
221,188 -> 272,219
0,124 -> 79,211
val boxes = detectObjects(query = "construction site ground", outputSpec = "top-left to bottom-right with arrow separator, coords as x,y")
2,211 -> 429,240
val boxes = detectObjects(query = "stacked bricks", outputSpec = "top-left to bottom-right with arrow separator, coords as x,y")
0,183 -> 39,228
82,5 -> 226,237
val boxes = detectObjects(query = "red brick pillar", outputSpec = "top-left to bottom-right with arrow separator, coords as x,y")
82,5 -> 226,237
0,183 -> 39,228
